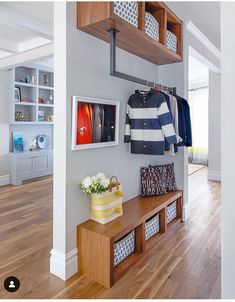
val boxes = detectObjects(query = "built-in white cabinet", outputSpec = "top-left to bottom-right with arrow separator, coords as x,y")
10,149 -> 53,185
10,66 -> 54,124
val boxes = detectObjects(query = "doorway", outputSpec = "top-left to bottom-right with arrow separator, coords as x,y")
188,54 -> 209,176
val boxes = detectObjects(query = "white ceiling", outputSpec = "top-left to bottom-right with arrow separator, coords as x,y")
167,1 -> 220,49
189,55 -> 209,83
0,2 -> 53,61
3,2 -> 53,26
0,23 -> 35,43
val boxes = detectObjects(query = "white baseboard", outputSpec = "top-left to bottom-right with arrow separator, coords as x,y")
50,248 -> 78,280
182,202 -> 190,222
208,170 -> 221,181
0,175 -> 9,186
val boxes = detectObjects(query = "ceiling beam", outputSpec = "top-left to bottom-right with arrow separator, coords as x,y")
0,4 -> 53,41
186,21 -> 221,60
0,38 -> 19,53
19,37 -> 52,52
0,43 -> 53,70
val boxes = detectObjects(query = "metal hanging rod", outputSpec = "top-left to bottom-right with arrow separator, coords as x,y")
109,29 -> 176,94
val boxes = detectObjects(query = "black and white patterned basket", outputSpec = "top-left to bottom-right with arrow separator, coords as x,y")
145,213 -> 160,241
113,1 -> 138,28
145,12 -> 159,42
167,201 -> 177,224
114,230 -> 135,267
166,30 -> 177,53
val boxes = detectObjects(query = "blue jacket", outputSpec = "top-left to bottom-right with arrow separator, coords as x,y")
176,96 -> 192,147
124,90 -> 177,155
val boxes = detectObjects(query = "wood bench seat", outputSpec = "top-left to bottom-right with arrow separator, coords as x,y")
77,190 -> 183,288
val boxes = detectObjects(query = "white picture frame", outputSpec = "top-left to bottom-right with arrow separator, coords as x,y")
71,96 -> 120,150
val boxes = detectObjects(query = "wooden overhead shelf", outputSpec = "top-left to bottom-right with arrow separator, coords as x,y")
77,1 -> 183,65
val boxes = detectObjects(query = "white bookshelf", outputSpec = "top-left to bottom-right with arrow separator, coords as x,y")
10,65 -> 54,124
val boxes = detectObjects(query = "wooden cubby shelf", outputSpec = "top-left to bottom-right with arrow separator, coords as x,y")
77,190 -> 183,288
77,1 -> 183,65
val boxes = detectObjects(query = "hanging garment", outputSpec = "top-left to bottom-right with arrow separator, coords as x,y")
103,105 -> 116,142
76,102 -> 93,145
164,93 -> 183,155
124,90 -> 177,155
175,96 -> 192,147
92,104 -> 104,143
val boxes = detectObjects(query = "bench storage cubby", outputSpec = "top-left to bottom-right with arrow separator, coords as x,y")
114,230 -> 135,267
167,200 -> 177,224
145,213 -> 160,240
77,190 -> 182,288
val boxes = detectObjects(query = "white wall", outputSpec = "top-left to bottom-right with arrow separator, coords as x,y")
51,2 -> 186,279
208,70 -> 221,181
0,70 -> 10,183
158,24 -> 189,219
166,2 -> 220,72
0,70 -> 9,123
221,2 -> 235,298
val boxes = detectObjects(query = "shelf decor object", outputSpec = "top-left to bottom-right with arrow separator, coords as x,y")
77,190 -> 182,288
77,1 -> 183,65
113,1 -> 138,28
145,12 -> 159,41
80,174 -> 124,224
166,30 -> 177,53
10,65 -> 54,124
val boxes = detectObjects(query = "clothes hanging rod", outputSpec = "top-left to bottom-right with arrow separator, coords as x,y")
109,29 -> 176,94
188,85 -> 208,92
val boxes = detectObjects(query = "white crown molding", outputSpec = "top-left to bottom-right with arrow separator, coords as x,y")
0,175 -> 10,186
0,3 -> 53,41
50,248 -> 78,280
0,43 -> 53,70
186,20 -> 221,60
208,170 -> 221,182
0,38 -> 18,53
189,46 -> 220,74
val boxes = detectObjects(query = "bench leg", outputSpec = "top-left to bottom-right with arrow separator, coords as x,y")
159,208 -> 167,233
135,223 -> 145,253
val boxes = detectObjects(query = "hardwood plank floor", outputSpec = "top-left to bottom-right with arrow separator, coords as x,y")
0,167 -> 221,299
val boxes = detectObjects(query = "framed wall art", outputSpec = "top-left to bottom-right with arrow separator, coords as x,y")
71,96 -> 120,150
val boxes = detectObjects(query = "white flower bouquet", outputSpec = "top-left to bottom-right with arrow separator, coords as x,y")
80,172 -> 110,195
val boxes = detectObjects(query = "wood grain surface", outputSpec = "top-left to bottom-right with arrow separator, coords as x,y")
0,167 -> 221,298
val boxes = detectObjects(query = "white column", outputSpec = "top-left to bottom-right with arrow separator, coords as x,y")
50,2 -> 77,280
221,2 -> 235,298
208,70 -> 221,181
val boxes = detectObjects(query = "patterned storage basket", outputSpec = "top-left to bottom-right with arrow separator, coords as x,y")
167,201 -> 177,224
166,30 -> 177,53
113,1 -> 138,28
114,230 -> 135,267
145,213 -> 160,241
145,12 -> 159,42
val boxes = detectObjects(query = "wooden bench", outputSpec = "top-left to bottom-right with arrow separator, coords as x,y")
77,190 -> 183,288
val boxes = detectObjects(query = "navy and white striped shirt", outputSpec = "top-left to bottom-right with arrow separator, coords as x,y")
124,90 -> 177,155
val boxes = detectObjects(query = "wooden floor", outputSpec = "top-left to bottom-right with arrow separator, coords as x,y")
0,168 -> 221,299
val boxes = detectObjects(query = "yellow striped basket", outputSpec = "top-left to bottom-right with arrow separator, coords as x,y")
90,176 -> 123,224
